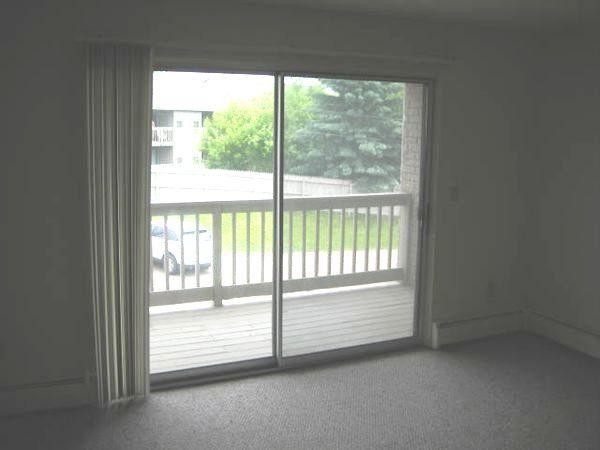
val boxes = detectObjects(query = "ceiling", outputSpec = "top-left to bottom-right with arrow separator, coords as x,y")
243,0 -> 600,28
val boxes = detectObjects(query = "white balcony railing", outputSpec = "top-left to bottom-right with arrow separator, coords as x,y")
149,193 -> 411,307
152,127 -> 174,146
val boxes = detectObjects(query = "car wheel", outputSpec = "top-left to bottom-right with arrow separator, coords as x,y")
163,253 -> 180,275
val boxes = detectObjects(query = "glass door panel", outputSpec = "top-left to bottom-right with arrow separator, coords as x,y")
149,71 -> 275,373
281,76 -> 425,356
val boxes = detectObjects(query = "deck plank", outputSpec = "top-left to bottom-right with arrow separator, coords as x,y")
150,303 -> 412,338
150,282 -> 414,373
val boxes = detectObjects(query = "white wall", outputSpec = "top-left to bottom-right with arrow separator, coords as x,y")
524,31 -> 600,337
172,111 -> 203,165
0,6 -> 93,393
1,0 -> 539,400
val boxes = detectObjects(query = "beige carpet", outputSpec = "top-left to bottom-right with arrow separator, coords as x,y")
1,333 -> 599,450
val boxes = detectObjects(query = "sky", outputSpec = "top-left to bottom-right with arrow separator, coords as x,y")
153,71 -> 318,112
153,71 -> 273,111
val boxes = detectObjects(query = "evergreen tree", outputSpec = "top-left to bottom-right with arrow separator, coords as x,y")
288,79 -> 404,193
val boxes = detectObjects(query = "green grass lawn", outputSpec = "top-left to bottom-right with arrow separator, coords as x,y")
155,210 -> 401,253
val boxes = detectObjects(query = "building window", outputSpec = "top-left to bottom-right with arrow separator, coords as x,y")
202,112 -> 213,126
193,120 -> 200,128
176,120 -> 183,127
152,146 -> 173,165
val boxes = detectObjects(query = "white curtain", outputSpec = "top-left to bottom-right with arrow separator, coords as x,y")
86,43 -> 152,406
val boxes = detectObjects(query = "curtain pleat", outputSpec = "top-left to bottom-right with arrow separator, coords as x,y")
86,43 -> 152,406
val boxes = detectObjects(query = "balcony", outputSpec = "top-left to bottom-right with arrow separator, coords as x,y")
152,126 -> 174,146
150,193 -> 415,373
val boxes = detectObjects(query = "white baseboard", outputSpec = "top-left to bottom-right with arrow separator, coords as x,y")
432,311 -> 525,349
0,378 -> 90,416
526,312 -> 600,359
431,309 -> 600,360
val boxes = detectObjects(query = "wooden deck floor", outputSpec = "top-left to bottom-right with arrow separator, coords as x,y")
150,282 -> 415,373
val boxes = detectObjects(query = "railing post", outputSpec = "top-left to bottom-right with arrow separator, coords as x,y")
212,208 -> 223,307
397,199 -> 411,282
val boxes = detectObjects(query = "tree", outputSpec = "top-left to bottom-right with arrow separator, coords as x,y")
288,79 -> 404,192
283,82 -> 322,171
201,84 -> 320,172
201,95 -> 273,172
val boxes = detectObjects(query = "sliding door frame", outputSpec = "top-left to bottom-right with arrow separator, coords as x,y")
150,67 -> 435,390
273,74 -> 285,363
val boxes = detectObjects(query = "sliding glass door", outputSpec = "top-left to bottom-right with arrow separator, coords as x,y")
149,70 -> 427,378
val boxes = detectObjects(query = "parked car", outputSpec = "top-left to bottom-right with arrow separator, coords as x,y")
151,221 -> 212,274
